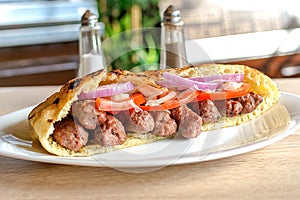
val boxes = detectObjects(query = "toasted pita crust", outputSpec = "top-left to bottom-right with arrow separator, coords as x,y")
28,64 -> 279,156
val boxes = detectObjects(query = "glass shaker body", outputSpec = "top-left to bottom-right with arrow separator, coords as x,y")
78,22 -> 106,77
160,23 -> 187,69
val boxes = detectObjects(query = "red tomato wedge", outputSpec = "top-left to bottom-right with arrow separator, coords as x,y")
196,83 -> 250,101
95,93 -> 145,112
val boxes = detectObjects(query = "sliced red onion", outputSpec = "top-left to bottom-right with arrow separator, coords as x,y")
162,72 -> 222,91
189,73 -> 244,82
78,81 -> 134,100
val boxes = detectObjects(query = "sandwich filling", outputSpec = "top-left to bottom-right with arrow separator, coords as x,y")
52,72 -> 263,152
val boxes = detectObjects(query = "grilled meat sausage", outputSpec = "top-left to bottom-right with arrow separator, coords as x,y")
93,115 -> 126,146
151,111 -> 177,137
190,100 -> 221,124
72,100 -> 107,129
225,100 -> 243,117
170,105 -> 202,138
236,92 -> 263,114
53,116 -> 88,151
125,110 -> 155,133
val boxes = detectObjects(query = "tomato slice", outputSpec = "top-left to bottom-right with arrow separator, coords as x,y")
95,93 -> 145,112
223,83 -> 250,99
130,92 -> 146,105
196,83 -> 250,101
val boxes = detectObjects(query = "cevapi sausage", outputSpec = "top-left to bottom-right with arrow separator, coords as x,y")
170,105 -> 202,138
53,116 -> 88,151
72,100 -> 107,129
151,111 -> 177,137
93,115 -> 126,147
125,110 -> 155,133
236,92 -> 263,114
226,100 -> 243,117
190,100 -> 221,124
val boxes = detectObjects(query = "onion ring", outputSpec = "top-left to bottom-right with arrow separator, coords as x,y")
78,82 -> 134,100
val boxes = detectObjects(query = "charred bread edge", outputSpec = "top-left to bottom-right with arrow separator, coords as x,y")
28,64 -> 279,156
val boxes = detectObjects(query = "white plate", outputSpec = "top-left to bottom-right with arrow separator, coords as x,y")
0,92 -> 300,171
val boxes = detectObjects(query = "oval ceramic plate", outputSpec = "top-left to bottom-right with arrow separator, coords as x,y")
0,92 -> 299,170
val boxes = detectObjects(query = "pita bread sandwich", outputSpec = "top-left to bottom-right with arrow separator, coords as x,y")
28,64 -> 279,156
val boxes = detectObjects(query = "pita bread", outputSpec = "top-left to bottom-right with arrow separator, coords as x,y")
28,64 -> 279,156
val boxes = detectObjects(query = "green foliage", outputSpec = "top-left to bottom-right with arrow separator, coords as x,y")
96,0 -> 161,72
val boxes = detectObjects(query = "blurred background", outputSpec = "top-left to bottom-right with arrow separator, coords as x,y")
1,0 -> 300,86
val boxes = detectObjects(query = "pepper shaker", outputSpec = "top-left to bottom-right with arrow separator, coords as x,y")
160,5 -> 188,69
77,10 -> 106,77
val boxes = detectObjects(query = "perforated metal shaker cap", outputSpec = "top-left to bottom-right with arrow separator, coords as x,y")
81,10 -> 98,26
162,5 -> 183,25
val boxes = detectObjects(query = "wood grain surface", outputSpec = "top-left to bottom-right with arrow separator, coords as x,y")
0,79 -> 300,199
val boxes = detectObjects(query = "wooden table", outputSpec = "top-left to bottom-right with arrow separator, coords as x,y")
0,79 -> 300,199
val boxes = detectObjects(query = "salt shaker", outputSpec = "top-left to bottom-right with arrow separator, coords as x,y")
160,5 -> 187,69
77,10 -> 106,77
